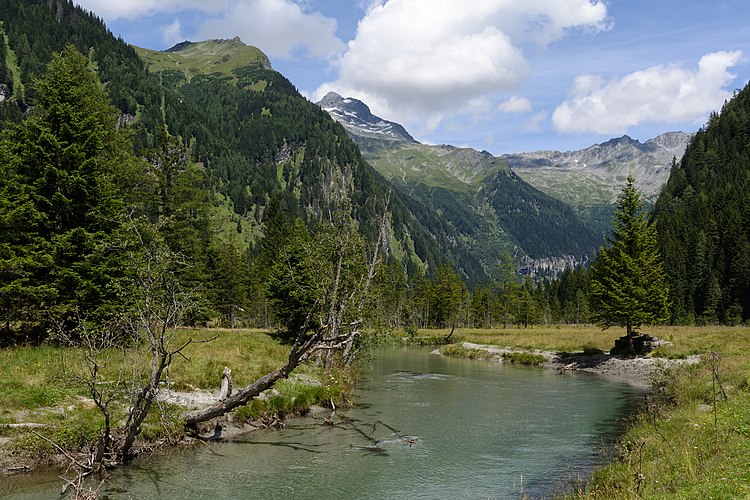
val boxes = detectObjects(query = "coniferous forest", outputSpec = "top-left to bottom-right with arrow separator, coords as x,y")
1,0 -> 750,350
653,86 -> 750,325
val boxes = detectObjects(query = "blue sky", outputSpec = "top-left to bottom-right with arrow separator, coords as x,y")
75,0 -> 750,154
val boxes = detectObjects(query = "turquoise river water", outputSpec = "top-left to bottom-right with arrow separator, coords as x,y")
3,347 -> 644,499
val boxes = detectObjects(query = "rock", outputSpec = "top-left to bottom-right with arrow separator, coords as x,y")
610,333 -> 662,355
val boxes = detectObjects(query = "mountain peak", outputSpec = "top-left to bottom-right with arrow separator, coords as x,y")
136,38 -> 272,79
316,93 -> 417,143
317,91 -> 344,107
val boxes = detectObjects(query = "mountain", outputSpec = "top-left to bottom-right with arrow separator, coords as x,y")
0,0 -> 488,319
136,37 -> 272,80
317,91 -> 416,143
318,93 -> 602,270
134,40 -> 488,280
506,132 -> 692,232
506,132 -> 691,202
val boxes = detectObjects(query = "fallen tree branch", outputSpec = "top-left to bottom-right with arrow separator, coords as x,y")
30,430 -> 90,471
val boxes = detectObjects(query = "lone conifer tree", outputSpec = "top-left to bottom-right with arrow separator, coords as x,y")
589,175 -> 669,353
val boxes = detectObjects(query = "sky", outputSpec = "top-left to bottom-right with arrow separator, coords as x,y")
74,0 -> 750,154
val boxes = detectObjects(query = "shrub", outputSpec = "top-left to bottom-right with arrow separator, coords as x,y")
501,352 -> 545,366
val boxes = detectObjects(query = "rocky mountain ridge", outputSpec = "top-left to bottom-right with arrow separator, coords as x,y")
317,92 -> 603,267
317,92 -> 691,205
317,91 -> 416,143
506,132 -> 693,203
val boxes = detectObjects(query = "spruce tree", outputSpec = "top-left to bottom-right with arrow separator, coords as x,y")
0,46 -> 141,339
589,175 -> 669,353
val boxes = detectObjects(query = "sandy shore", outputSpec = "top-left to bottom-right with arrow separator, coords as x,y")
436,342 -> 701,388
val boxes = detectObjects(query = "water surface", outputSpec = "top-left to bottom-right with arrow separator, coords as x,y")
4,347 -> 643,499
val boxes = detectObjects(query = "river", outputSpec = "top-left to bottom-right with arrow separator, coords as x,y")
4,347 -> 643,499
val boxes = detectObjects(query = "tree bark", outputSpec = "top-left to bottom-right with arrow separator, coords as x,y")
626,321 -> 635,355
219,366 -> 232,401
184,335 -> 315,426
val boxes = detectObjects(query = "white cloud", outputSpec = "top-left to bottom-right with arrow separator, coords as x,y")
160,19 -> 184,46
75,0 -> 343,59
524,111 -> 549,132
318,0 -> 608,129
498,96 -> 533,113
552,51 -> 744,134
74,1 -> 231,20
197,0 -> 345,59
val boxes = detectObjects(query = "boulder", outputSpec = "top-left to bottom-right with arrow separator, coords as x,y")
610,333 -> 661,356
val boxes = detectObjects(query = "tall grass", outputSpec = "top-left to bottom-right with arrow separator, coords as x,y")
0,329 -> 342,461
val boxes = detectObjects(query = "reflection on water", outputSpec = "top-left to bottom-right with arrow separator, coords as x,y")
4,347 -> 643,499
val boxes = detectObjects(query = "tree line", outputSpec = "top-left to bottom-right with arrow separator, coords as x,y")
653,83 -> 750,325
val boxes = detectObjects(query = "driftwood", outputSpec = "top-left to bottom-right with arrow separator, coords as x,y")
0,423 -> 48,428
184,331 -> 319,426
219,366 -> 232,401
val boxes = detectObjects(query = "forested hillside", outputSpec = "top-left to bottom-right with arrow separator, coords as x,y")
653,83 -> 750,324
320,94 -> 604,267
0,0 -> 488,343
134,40 -> 485,280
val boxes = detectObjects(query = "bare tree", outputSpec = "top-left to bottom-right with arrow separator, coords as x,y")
185,193 -> 390,427
117,218 -> 196,458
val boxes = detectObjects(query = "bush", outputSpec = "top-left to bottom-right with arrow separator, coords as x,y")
439,344 -> 485,359
501,352 -> 545,366
582,342 -> 605,355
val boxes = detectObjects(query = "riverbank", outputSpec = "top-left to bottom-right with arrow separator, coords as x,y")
436,341 -> 700,387
4,326 -> 750,497
0,329 -> 354,478
431,325 -> 750,497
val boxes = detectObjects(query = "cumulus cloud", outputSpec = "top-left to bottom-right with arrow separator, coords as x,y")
75,0 -> 343,59
552,51 -> 744,134
160,19 -> 184,46
196,0 -> 344,59
74,0 -> 231,20
317,0 -> 608,127
498,96 -> 533,113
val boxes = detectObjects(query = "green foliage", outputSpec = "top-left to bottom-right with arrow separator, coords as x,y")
234,380 -> 328,422
584,358 -> 750,498
590,175 -> 669,339
439,343 -> 486,359
267,206 -> 369,342
501,351 -> 545,365
0,45 -> 142,339
581,342 -> 605,356
654,84 -> 750,325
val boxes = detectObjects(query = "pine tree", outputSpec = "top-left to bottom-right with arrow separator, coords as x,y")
589,175 -> 669,353
0,45 -> 139,338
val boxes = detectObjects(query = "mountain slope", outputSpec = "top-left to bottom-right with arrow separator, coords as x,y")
0,1 -> 487,283
653,87 -> 750,324
317,91 -> 416,143
136,41 -> 486,280
136,38 -> 272,82
507,133 -> 692,232
318,93 -> 602,268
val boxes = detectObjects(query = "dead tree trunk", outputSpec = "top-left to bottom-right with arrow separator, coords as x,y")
219,366 -> 232,400
184,333 -> 319,426
342,189 -> 390,365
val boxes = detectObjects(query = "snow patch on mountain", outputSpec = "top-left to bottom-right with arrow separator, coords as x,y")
316,92 -> 417,143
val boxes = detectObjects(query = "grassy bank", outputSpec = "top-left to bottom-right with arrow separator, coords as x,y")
577,328 -> 750,498
422,324 -> 750,497
0,329 -> 352,469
